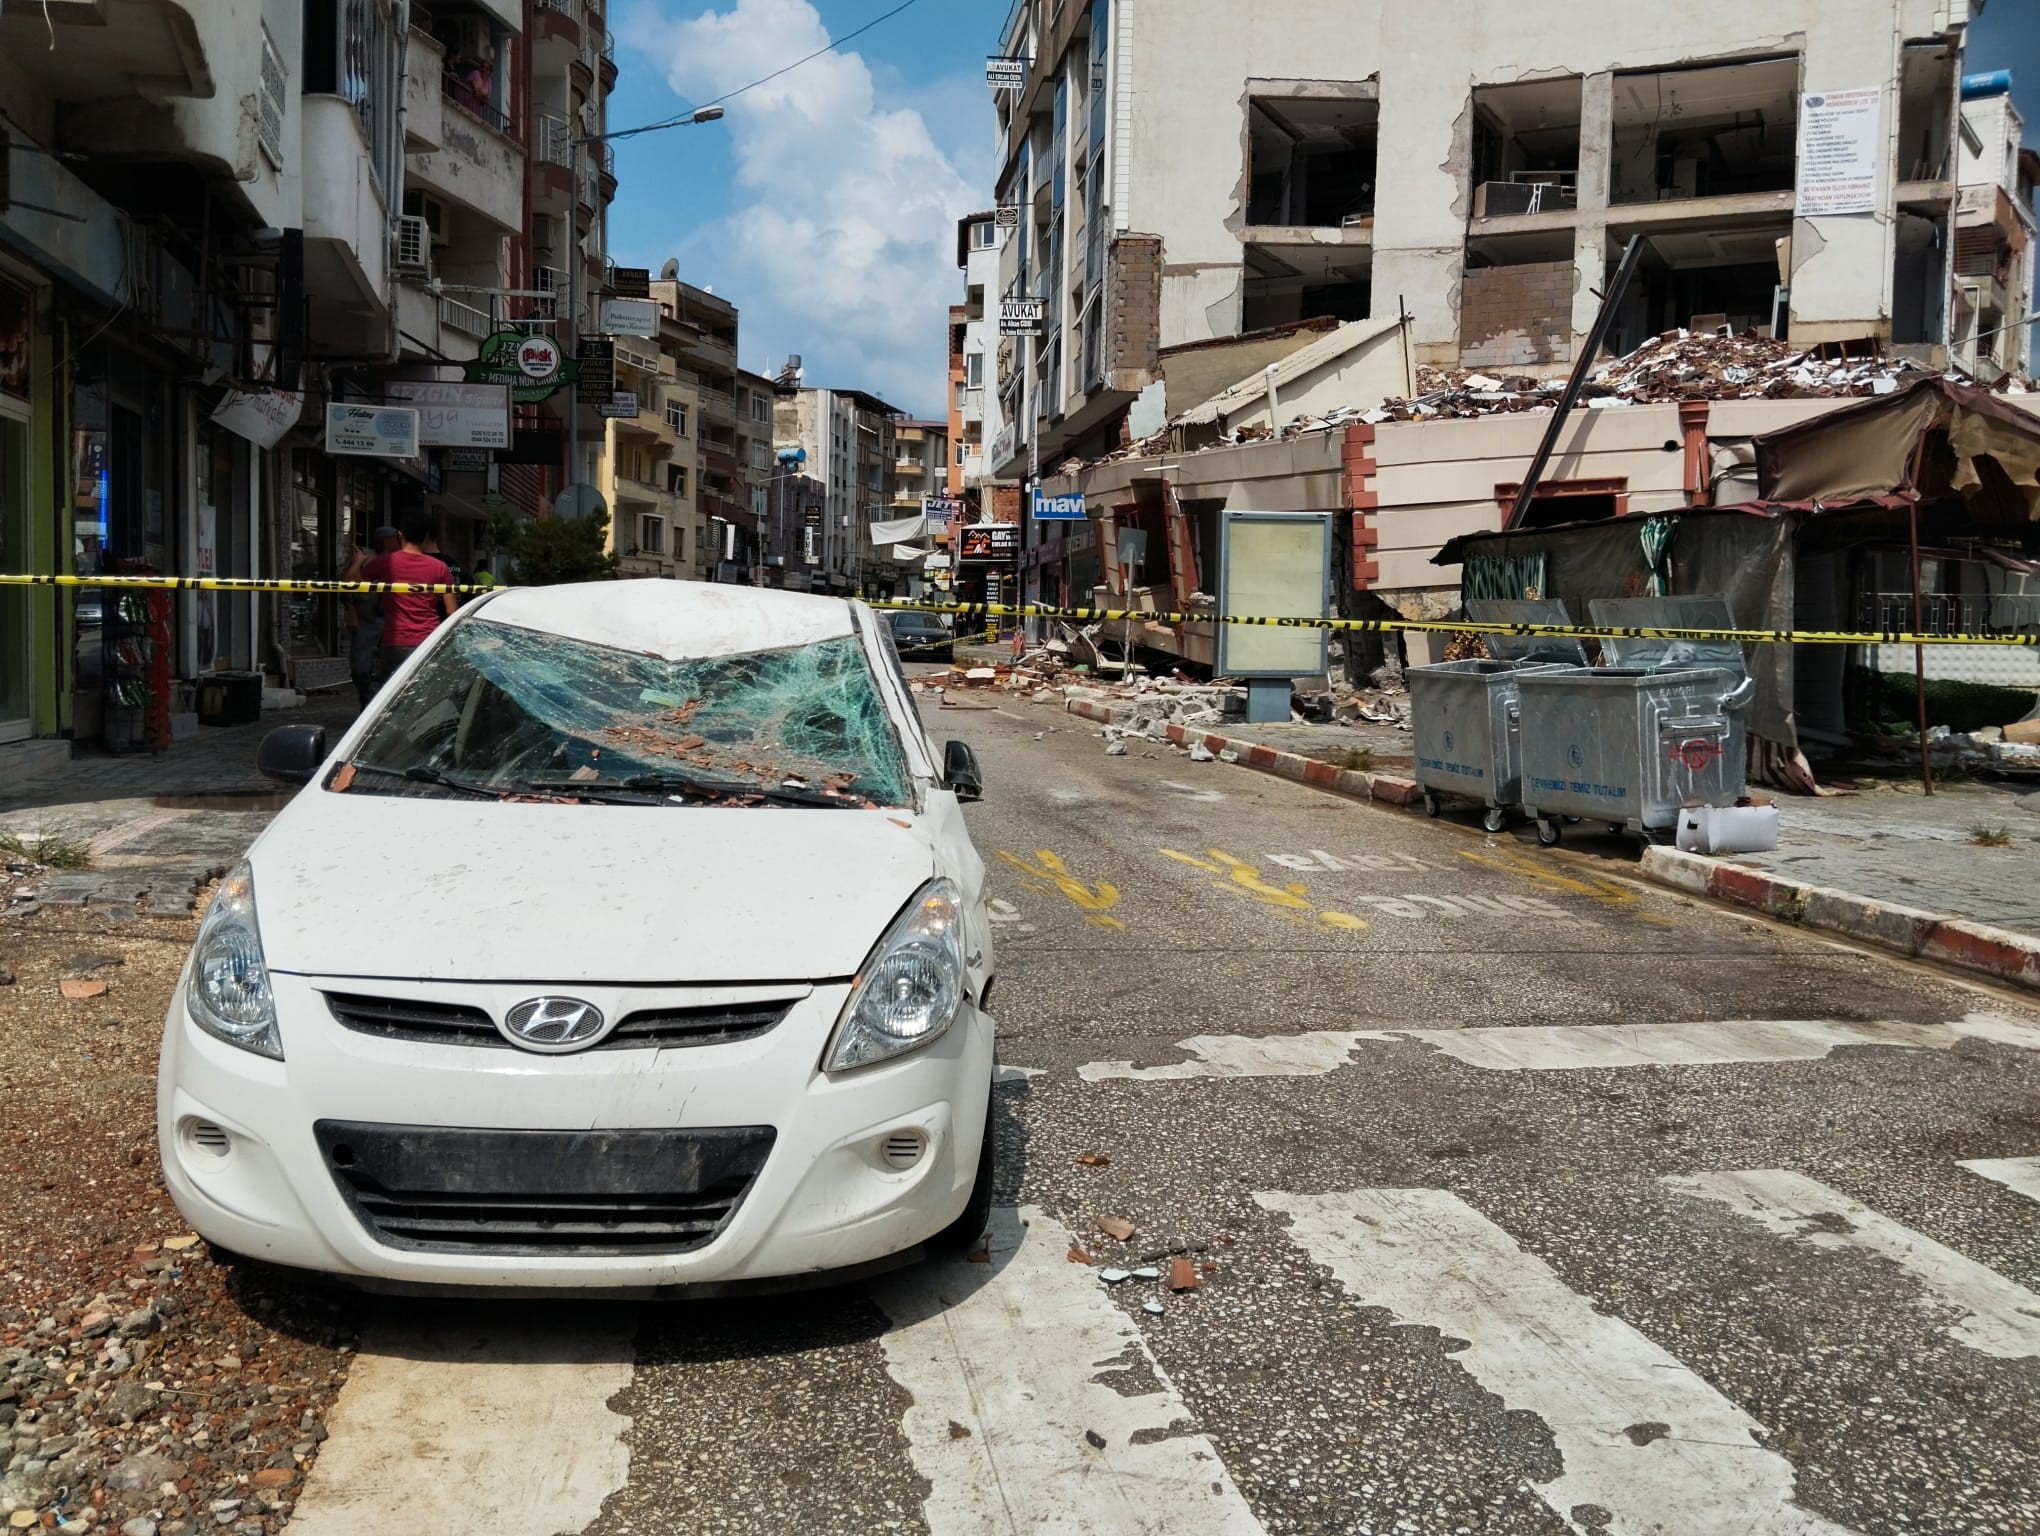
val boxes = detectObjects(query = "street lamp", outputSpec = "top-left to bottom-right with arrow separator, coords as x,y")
565,104 -> 726,507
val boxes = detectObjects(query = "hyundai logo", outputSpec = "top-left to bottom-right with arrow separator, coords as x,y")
501,996 -> 607,1053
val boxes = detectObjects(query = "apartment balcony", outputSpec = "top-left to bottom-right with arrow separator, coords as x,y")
534,0 -> 581,62
405,29 -> 446,152
0,0 -> 215,101
302,95 -> 392,351
698,385 -> 737,423
408,92 -> 525,236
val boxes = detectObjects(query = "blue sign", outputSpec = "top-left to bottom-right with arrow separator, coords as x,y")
1031,488 -> 1086,522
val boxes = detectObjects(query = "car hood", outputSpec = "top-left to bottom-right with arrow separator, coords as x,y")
249,791 -> 938,984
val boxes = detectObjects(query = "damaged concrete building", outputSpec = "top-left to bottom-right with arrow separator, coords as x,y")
989,0 -> 1989,485
984,0 -> 2035,689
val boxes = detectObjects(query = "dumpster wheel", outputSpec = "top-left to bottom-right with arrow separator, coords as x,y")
1422,790 -> 1441,817
1481,805 -> 1508,834
1535,818 -> 1561,847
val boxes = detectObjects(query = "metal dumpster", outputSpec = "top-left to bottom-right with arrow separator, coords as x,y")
1409,600 -> 1589,832
1515,596 -> 1755,845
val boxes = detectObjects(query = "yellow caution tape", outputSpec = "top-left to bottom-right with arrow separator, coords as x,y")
4,574 -> 2033,648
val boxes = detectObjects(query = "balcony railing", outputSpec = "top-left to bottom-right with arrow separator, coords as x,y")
441,69 -> 510,133
531,265 -> 567,320
440,296 -> 492,338
537,113 -> 571,167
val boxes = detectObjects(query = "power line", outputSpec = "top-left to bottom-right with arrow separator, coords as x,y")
604,0 -> 925,144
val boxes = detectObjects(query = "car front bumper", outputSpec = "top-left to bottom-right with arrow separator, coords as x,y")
157,971 -> 993,1289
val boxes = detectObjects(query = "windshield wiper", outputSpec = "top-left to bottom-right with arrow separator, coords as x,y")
345,763 -> 504,799
621,772 -> 868,808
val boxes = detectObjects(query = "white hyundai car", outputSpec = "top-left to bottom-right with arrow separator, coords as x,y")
157,581 -> 996,1292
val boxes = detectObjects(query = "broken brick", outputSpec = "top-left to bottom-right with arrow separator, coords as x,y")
1067,1244 -> 1093,1266
59,978 -> 108,1000
1075,1152 -> 1110,1167
1095,1215 -> 1135,1242
1168,1257 -> 1200,1292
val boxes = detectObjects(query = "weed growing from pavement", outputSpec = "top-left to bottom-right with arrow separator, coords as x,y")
0,823 -> 93,869
1325,746 -> 1377,772
1967,823 -> 2014,847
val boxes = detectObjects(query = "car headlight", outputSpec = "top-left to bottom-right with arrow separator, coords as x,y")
185,862 -> 282,1060
824,879 -> 967,1073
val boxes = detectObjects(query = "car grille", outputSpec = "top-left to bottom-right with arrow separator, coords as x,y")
314,1121 -> 776,1255
323,991 -> 793,1050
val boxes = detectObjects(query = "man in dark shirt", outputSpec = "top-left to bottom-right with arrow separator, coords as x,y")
344,526 -> 400,707
363,510 -> 458,689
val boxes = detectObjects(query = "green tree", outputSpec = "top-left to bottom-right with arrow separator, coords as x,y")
488,509 -> 619,586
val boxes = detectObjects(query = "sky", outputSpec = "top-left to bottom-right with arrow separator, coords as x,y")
1968,2 -> 2040,143
609,0 -> 996,419
607,2 -> 2040,420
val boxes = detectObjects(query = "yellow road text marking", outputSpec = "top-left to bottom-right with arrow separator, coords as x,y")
996,849 -> 1125,929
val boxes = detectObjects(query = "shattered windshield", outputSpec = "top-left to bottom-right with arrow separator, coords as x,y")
342,619 -> 913,808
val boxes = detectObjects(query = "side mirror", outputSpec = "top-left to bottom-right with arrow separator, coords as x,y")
943,739 -> 983,802
258,724 -> 328,786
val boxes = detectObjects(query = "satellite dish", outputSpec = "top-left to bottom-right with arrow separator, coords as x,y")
660,258 -> 679,280
553,483 -> 608,523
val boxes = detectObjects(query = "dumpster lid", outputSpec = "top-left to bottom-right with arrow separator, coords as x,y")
1464,599 -> 1590,664
1587,596 -> 1748,674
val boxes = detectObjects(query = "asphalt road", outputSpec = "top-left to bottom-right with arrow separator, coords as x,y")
289,687 -> 2040,1536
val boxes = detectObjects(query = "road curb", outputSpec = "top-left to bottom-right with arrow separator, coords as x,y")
1062,697 -> 1421,807
1057,693 -> 2037,992
1638,846 -> 2040,992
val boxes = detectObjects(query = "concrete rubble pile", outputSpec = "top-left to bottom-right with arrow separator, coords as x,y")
1367,331 -> 1935,422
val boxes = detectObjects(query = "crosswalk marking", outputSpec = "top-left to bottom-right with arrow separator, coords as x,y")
1665,1170 -> 2040,1360
1257,1188 -> 1856,1536
1958,1155 -> 2040,1205
1078,1014 -> 2040,1082
872,1205 -> 1264,1536
286,1315 -> 635,1536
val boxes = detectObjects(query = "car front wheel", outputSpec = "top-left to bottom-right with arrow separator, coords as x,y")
929,1072 -> 996,1251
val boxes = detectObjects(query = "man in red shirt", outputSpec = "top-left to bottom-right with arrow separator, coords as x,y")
362,509 -> 458,690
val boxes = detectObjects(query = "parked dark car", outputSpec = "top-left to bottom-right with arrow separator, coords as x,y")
888,609 -> 953,661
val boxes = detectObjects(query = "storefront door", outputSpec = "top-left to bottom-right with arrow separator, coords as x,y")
0,408 -> 28,742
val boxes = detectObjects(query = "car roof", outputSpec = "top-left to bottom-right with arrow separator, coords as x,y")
475,580 -> 856,661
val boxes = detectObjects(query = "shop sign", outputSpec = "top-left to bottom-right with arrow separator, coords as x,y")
577,337 -> 616,405
994,205 -> 1021,229
210,386 -> 303,448
1000,298 -> 1045,336
923,495 -> 962,520
986,56 -> 1026,92
464,331 -> 578,404
926,552 -> 953,571
384,381 -> 511,449
599,391 -> 640,419
959,522 -> 1020,563
610,267 -> 652,300
1796,88 -> 1882,216
449,447 -> 492,472
325,403 -> 419,459
600,298 -> 660,338
1031,488 -> 1085,522
991,421 -> 1017,464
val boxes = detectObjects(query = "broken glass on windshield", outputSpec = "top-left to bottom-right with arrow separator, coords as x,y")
345,620 -> 912,807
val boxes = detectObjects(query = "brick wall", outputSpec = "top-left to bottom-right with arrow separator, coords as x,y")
1458,259 -> 1575,369
1105,234 -> 1163,388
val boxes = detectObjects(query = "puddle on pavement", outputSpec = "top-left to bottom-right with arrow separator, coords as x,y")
151,791 -> 294,812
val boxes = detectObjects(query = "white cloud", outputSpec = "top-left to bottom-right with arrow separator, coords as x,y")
621,0 -> 983,417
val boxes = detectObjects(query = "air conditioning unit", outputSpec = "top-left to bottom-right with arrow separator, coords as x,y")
395,215 -> 433,277
402,190 -> 451,245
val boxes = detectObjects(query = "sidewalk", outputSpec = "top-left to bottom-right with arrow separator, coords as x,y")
1,698 -> 357,919
1051,687 -> 2040,991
